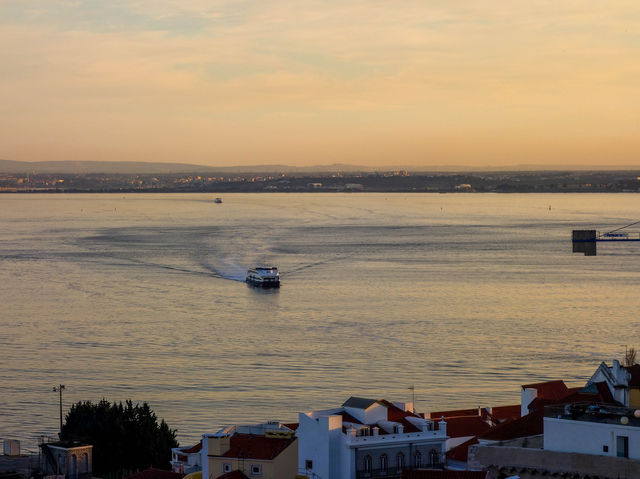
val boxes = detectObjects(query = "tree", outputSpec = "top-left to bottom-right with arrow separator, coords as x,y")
625,347 -> 637,367
61,399 -> 178,476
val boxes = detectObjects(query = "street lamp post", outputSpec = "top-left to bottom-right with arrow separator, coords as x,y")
53,384 -> 66,438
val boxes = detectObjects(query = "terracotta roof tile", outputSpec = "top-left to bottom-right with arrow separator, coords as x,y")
378,399 -> 423,433
216,433 -> 296,461
625,365 -> 640,387
595,381 -> 616,402
446,437 -> 479,463
428,408 -> 482,419
428,405 -> 519,424
527,381 -> 619,413
181,441 -> 202,454
125,468 -> 183,479
479,409 -> 543,441
442,415 -> 491,438
521,380 -> 568,401
216,471 -> 249,479
487,405 -> 521,423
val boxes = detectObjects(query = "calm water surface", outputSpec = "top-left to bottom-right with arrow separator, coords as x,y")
1,193 -> 640,449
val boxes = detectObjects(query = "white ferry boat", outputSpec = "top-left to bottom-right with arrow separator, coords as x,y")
246,266 -> 280,288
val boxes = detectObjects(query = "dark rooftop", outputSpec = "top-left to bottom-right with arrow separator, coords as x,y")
342,397 -> 380,409
545,403 -> 640,427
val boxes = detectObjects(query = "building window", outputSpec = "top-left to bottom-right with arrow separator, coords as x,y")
222,463 -> 232,473
413,451 -> 422,468
429,448 -> 439,466
396,452 -> 404,472
363,455 -> 372,474
70,455 -> 77,479
603,445 -> 609,453
380,454 -> 388,474
617,436 -> 629,458
305,460 -> 313,470
250,464 -> 262,475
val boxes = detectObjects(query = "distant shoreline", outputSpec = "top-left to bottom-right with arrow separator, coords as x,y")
2,190 -> 640,194
1,170 -> 639,193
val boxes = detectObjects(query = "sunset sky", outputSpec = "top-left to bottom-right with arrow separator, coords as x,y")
1,1 -> 639,168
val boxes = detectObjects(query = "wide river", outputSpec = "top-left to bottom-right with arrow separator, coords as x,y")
1,193 -> 639,450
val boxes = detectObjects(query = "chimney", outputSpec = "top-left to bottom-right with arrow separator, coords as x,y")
439,417 -> 447,435
207,435 -> 231,456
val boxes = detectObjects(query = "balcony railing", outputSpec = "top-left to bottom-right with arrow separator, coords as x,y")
355,464 -> 444,479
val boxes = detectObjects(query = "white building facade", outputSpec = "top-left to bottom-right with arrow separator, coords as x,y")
586,360 -> 631,406
171,441 -> 202,474
297,397 -> 448,479
544,404 -> 640,460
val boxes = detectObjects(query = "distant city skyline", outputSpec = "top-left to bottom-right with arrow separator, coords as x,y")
1,1 -> 638,167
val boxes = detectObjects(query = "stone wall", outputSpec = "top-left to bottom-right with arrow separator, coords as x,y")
468,443 -> 640,479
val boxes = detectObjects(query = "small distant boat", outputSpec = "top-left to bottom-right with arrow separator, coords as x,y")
246,266 -> 280,288
214,198 -> 223,204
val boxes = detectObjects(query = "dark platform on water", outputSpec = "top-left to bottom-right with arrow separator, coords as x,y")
572,229 -> 640,256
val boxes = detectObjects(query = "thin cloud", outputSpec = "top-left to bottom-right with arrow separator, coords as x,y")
1,0 -> 639,166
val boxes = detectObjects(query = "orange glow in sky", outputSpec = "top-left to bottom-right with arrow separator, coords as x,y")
1,1 -> 639,168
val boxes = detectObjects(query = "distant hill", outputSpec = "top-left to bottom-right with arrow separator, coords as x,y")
0,159 -> 222,174
0,159 -> 377,175
0,159 -> 638,175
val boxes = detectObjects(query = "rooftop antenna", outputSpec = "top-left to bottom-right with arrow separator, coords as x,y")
52,384 -> 65,438
408,384 -> 416,413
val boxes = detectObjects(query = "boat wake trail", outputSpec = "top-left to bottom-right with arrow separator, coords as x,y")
118,257 -> 223,278
280,255 -> 349,277
200,257 -> 247,282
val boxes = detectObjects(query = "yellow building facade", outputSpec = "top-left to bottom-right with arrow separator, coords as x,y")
204,425 -> 298,479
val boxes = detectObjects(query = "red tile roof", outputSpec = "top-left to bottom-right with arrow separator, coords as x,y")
379,399 -> 423,433
428,408 -> 482,419
446,437 -> 479,463
218,433 -> 296,460
125,468 -> 183,479
428,405 -> 520,424
479,409 -> 543,441
180,441 -> 202,454
594,381 -> 616,402
216,471 -> 248,479
401,470 -> 487,479
282,422 -> 299,431
487,405 -> 521,423
442,415 -> 491,438
625,365 -> 640,388
521,380 -> 569,401
526,381 -> 618,413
